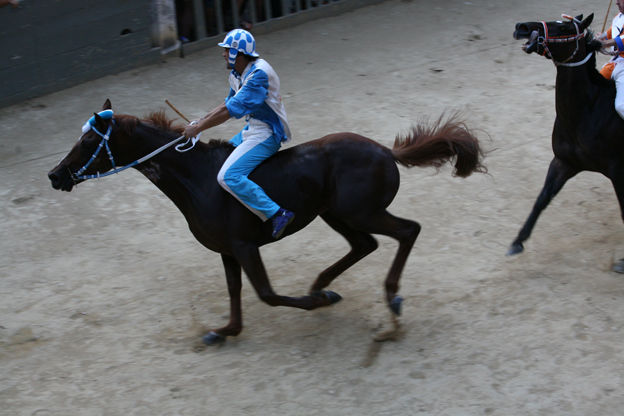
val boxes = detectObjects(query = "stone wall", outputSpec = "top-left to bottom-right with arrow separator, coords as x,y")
0,0 -> 386,108
0,0 -> 162,108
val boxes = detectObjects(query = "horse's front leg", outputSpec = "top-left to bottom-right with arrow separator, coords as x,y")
507,157 -> 579,256
203,254 -> 244,345
235,244 -> 342,310
608,171 -> 624,273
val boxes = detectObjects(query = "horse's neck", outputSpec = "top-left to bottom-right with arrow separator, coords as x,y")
128,126 -> 226,215
554,65 -> 595,123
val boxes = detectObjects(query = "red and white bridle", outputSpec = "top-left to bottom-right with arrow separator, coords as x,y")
533,15 -> 592,67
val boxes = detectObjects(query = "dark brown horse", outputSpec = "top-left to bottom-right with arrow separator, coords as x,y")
49,99 -> 486,344
511,14 -> 624,272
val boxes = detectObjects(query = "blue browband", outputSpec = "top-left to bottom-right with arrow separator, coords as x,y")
82,110 -> 113,133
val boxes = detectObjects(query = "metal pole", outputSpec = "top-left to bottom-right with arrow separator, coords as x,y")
216,0 -> 225,35
192,0 -> 207,39
231,0 -> 239,29
249,0 -> 257,24
264,0 -> 272,20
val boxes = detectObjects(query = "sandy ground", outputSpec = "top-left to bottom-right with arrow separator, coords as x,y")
3,0 -> 624,414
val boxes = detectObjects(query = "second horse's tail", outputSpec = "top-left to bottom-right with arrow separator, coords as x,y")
392,112 -> 487,177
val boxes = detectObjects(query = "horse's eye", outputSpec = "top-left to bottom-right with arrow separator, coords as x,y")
81,133 -> 98,145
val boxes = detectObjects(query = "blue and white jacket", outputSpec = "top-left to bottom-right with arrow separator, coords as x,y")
225,59 -> 292,143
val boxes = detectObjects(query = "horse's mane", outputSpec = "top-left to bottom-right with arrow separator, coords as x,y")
144,110 -> 185,135
115,111 -> 231,149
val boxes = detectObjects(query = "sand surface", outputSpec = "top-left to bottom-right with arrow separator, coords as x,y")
2,0 -> 624,414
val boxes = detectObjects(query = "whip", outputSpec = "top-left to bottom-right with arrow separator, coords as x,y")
603,0 -> 614,33
165,99 -> 191,123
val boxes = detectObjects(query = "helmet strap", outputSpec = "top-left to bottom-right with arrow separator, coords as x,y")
228,49 -> 238,68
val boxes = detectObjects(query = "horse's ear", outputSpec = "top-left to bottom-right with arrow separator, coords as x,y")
580,13 -> 593,30
93,112 -> 107,130
102,99 -> 112,111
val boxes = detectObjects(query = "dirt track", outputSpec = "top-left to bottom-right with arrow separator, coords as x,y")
3,0 -> 624,414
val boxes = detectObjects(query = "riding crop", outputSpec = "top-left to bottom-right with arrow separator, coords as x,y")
165,99 -> 191,123
602,0 -> 614,33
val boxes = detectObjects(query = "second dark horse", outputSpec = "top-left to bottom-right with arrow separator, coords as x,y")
48,100 -> 486,344
511,14 -> 624,272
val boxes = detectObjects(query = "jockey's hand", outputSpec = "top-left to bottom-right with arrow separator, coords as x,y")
596,32 -> 608,41
599,37 -> 617,55
183,121 -> 201,138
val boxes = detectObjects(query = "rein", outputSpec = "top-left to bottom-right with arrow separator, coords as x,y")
72,117 -> 200,182
556,50 -> 594,67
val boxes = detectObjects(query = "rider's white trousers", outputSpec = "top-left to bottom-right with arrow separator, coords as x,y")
612,62 -> 624,120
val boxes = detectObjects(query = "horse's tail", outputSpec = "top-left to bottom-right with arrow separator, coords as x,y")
391,112 -> 487,178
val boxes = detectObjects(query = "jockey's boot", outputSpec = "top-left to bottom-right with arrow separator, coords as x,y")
271,208 -> 295,239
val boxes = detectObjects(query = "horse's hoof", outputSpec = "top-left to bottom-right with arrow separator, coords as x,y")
506,242 -> 524,256
311,290 -> 342,305
614,259 -> 624,274
202,331 -> 226,345
389,296 -> 403,316
325,291 -> 342,304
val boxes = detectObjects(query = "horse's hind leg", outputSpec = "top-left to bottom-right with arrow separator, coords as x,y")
508,157 -> 579,256
348,210 -> 421,316
233,244 -> 342,311
309,212 -> 379,293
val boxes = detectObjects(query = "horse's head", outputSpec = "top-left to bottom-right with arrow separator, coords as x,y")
514,14 -> 594,64
48,99 -> 118,192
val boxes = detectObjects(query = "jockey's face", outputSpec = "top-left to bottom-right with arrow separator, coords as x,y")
223,48 -> 232,69
618,0 -> 624,15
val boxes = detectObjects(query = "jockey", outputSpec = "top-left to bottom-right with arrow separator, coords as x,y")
184,29 -> 295,239
599,0 -> 624,119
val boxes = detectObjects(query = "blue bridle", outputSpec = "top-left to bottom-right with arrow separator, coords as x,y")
72,122 -> 118,181
72,111 -> 198,182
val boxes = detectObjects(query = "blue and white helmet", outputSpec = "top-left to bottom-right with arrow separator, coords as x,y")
218,29 -> 259,67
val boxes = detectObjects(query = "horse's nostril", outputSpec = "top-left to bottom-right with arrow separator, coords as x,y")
514,23 -> 531,38
48,171 -> 59,184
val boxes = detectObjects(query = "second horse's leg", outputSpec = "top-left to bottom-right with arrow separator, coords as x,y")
609,170 -> 624,273
507,157 -> 579,256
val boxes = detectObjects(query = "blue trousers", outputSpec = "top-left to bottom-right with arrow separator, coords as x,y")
217,129 -> 282,221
